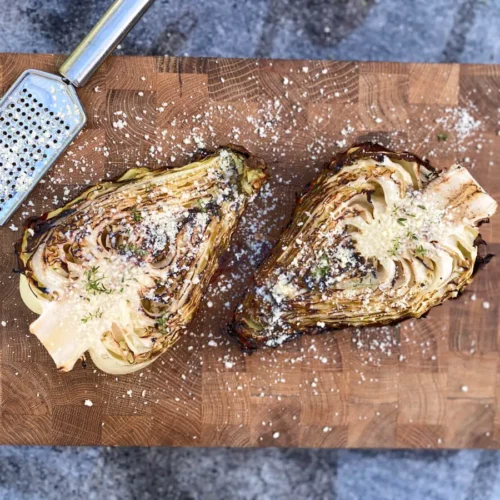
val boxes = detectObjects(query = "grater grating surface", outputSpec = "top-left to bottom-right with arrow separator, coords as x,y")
0,69 -> 86,225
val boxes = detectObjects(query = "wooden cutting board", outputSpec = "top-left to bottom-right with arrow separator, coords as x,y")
0,53 -> 499,448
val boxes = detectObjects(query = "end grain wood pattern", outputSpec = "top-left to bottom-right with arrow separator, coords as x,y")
0,54 -> 499,448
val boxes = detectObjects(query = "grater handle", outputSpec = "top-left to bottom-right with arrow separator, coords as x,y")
59,0 -> 155,87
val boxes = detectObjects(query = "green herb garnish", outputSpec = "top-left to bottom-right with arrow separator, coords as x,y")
120,243 -> 147,258
437,132 -> 448,142
81,308 -> 103,323
196,199 -> 207,212
312,255 -> 329,280
85,266 -> 111,295
312,265 -> 329,280
415,245 -> 427,257
389,238 -> 401,256
397,218 -> 407,226
131,209 -> 142,222
156,313 -> 170,330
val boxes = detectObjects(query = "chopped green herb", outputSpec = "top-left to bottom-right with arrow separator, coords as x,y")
397,218 -> 407,226
84,266 -> 111,295
81,308 -> 103,323
120,243 -> 147,258
131,209 -> 142,222
437,132 -> 448,142
415,245 -> 427,257
312,266 -> 329,280
156,313 -> 170,330
389,238 -> 401,256
311,254 -> 329,280
196,199 -> 207,212
417,205 -> 426,210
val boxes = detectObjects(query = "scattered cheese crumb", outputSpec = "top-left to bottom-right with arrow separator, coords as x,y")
84,400 -> 93,407
113,119 -> 127,130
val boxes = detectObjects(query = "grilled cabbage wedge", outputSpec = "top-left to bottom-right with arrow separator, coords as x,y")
234,143 -> 497,349
17,146 -> 267,374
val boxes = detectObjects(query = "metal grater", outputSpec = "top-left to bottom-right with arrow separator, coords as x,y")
0,0 -> 154,226
0,71 -> 86,224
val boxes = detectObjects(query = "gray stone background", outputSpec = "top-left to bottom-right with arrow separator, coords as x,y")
0,0 -> 499,498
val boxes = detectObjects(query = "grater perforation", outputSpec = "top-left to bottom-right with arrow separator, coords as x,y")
0,70 -> 86,225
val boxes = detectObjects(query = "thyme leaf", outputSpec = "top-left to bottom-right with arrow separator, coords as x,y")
389,238 -> 401,256
81,308 -> 103,323
131,209 -> 142,222
415,245 -> 427,257
85,266 -> 111,295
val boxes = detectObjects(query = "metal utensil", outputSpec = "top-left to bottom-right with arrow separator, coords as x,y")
0,0 -> 155,225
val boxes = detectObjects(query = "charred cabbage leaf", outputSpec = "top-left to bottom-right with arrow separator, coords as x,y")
234,143 -> 497,349
18,147 -> 267,373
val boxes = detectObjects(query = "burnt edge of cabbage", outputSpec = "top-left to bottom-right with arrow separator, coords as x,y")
230,314 -> 304,351
15,144 -> 266,277
298,142 -> 436,209
473,234 -> 494,273
232,314 -> 414,352
232,142 -> 491,352
329,142 -> 433,171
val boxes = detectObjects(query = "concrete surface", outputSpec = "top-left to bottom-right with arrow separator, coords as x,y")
1,0 -> 499,63
1,447 -> 500,499
1,0 -> 500,499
